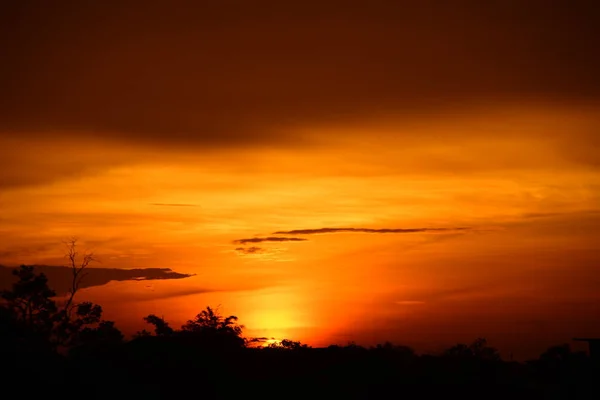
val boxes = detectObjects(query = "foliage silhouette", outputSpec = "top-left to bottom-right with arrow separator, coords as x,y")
265,339 -> 311,350
181,305 -> 243,336
137,306 -> 246,350
0,241 -> 122,352
143,314 -> 174,336
1,265 -> 57,346
444,337 -> 501,361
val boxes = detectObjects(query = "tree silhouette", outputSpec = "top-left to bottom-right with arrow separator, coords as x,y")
61,238 -> 96,318
373,341 -> 415,357
143,314 -> 174,336
78,320 -> 123,344
1,265 -> 58,351
133,328 -> 153,338
181,306 -> 243,336
0,241 -> 122,352
1,266 -> 57,331
139,306 -> 246,349
444,337 -> 500,361
266,339 -> 311,350
180,305 -> 244,347
56,301 -> 106,347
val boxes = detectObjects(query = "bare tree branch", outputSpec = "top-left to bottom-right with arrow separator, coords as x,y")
61,238 -> 97,318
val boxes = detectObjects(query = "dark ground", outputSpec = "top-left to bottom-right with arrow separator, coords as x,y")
5,337 -> 598,400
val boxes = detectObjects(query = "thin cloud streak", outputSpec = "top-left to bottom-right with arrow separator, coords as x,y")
272,227 -> 470,235
235,246 -> 265,255
135,285 -> 270,302
233,237 -> 308,245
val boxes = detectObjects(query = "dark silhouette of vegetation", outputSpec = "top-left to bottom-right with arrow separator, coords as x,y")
444,337 -> 501,360
134,306 -> 246,350
142,314 -> 174,336
1,259 -> 598,399
0,240 -> 122,354
265,338 -> 311,350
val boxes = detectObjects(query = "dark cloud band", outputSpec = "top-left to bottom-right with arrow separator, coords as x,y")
1,2 -> 598,148
0,265 -> 194,296
233,237 -> 308,245
272,227 -> 470,235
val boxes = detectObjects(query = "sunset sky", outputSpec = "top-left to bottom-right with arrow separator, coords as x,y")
1,1 -> 599,359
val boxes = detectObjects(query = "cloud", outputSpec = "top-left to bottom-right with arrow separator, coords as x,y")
233,246 -> 294,261
0,243 -> 57,260
272,227 -> 470,235
1,1 -> 598,151
246,337 -> 277,346
235,246 -> 266,255
520,209 -> 600,220
233,237 -> 308,245
135,286 -> 262,301
135,287 -> 220,301
98,281 -> 282,303
230,227 -> 469,259
247,337 -> 271,342
0,265 -> 194,296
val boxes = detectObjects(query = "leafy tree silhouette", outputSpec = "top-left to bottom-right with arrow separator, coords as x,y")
143,314 -> 175,336
265,339 -> 311,350
1,265 -> 57,345
181,306 -> 243,335
180,305 -> 245,348
138,306 -> 246,350
79,320 -> 123,344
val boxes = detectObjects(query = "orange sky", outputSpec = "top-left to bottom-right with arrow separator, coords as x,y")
1,1 -> 599,359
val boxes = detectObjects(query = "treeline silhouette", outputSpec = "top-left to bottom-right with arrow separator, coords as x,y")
1,263 -> 597,399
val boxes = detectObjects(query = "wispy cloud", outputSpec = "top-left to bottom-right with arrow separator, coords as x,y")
233,237 -> 308,245
122,283 -> 280,302
233,246 -> 294,261
235,246 -> 265,255
272,227 -> 470,235
137,287 -> 221,300
229,227 -> 469,259
521,209 -> 600,219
